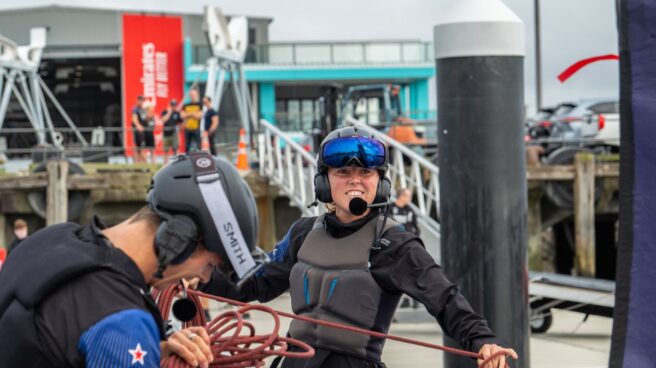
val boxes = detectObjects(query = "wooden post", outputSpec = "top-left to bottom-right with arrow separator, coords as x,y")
47,160 -> 68,225
0,213 -> 6,249
527,189 -> 544,271
255,185 -> 277,252
574,153 -> 595,277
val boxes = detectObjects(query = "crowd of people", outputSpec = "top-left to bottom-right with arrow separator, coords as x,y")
131,88 -> 220,162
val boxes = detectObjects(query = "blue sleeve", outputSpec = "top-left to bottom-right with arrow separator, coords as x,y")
256,225 -> 293,276
78,309 -> 161,367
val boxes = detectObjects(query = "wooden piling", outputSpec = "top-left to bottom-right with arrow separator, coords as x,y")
527,189 -> 544,271
574,153 -> 596,277
46,160 -> 68,225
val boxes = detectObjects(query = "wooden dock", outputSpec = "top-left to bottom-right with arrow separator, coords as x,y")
0,154 -> 619,278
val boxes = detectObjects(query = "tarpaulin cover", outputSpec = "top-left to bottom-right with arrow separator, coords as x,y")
610,1 -> 656,367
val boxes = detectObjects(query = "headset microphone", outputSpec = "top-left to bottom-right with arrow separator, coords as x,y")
171,281 -> 198,322
349,197 -> 389,216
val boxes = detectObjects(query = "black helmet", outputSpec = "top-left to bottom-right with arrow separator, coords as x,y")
314,126 -> 391,204
147,152 -> 266,281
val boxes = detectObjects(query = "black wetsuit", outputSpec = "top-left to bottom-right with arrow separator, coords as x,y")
0,217 -> 165,367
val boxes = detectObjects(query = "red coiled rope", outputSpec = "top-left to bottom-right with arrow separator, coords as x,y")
156,285 -> 512,368
155,284 -> 314,367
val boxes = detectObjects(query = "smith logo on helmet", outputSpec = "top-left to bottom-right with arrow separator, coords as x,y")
223,222 -> 248,265
196,157 -> 212,168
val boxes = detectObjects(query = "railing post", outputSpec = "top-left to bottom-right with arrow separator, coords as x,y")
296,153 -> 306,209
285,144 -> 294,193
412,161 -> 426,213
574,152 -> 596,277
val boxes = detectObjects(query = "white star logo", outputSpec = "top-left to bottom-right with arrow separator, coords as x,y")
128,343 -> 147,365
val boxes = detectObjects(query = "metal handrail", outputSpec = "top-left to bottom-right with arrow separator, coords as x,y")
192,40 -> 433,66
257,119 -> 320,216
345,117 -> 441,245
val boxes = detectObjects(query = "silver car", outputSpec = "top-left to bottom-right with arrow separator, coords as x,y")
549,98 -> 619,146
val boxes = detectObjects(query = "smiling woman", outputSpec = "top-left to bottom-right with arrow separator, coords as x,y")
202,126 -> 517,368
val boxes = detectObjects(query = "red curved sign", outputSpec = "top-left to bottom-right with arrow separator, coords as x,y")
557,54 -> 620,83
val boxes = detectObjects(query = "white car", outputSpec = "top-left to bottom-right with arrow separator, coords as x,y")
549,99 -> 620,149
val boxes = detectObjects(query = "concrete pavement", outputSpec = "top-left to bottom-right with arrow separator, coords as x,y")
208,293 -> 612,367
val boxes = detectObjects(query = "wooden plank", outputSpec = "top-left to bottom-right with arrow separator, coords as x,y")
46,161 -> 68,225
574,153 -> 596,277
0,173 -> 48,190
527,162 -> 619,181
527,165 -> 574,180
595,162 -> 620,178
67,174 -> 111,190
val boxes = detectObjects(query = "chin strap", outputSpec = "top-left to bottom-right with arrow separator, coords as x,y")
153,262 -> 166,279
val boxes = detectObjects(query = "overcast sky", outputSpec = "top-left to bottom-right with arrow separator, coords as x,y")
215,0 -> 620,114
1,0 -> 619,114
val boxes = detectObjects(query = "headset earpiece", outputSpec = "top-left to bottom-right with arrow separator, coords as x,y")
154,212 -> 199,267
374,176 -> 392,204
313,172 -> 332,203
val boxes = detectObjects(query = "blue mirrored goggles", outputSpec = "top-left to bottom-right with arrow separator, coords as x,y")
321,136 -> 386,169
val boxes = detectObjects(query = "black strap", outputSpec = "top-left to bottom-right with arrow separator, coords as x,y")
270,356 -> 283,368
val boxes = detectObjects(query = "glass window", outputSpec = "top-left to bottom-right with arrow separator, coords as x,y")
287,100 -> 300,131
589,102 -> 619,114
365,43 -> 402,63
275,100 -> 287,126
301,99 -> 314,130
368,98 -> 380,124
333,44 -> 364,63
295,45 -> 331,64
553,103 -> 576,116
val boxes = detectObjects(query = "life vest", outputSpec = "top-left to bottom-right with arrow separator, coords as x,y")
288,215 -> 402,362
0,222 -> 164,367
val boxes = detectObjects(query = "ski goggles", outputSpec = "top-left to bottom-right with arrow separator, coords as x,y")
321,136 -> 386,169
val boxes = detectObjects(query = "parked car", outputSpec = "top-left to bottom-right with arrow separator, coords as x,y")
527,99 -> 620,152
549,98 -> 619,146
526,107 -> 557,140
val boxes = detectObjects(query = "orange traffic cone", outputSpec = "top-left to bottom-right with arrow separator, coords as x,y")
201,131 -> 210,153
235,128 -> 249,171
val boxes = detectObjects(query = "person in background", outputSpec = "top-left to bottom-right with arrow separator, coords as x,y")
161,99 -> 182,159
131,95 -> 147,162
8,218 -> 28,254
142,102 -> 157,162
180,89 -> 203,152
390,188 -> 422,309
390,188 -> 420,236
202,96 -> 219,156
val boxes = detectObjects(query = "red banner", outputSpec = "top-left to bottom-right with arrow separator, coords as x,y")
122,14 -> 183,157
